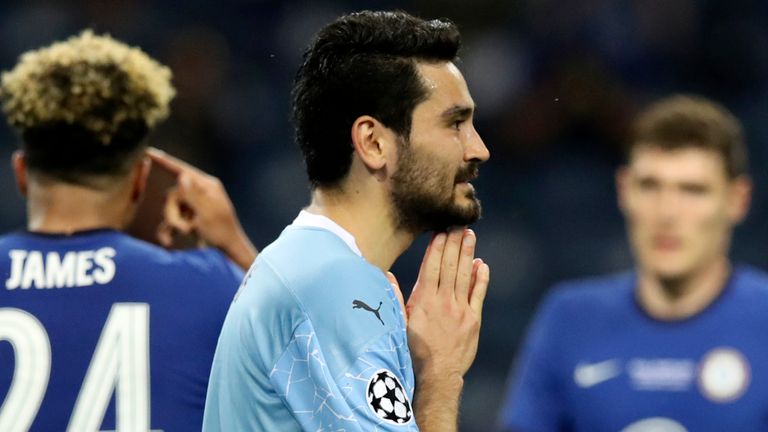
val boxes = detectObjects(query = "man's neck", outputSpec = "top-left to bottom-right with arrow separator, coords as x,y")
307,187 -> 414,271
26,181 -> 131,234
636,256 -> 731,321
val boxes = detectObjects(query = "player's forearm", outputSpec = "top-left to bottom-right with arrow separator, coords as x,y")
413,372 -> 464,432
219,227 -> 257,271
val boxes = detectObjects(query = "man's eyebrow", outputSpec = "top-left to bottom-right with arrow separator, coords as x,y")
440,105 -> 475,120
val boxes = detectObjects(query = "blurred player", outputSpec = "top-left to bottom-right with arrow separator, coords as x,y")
204,10 -> 491,432
498,95 -> 765,432
0,31 -> 256,431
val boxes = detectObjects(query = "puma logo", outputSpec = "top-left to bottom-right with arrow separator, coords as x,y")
352,299 -> 384,326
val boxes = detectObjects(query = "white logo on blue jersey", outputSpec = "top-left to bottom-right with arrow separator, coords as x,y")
698,347 -> 751,403
628,358 -> 695,391
574,359 -> 621,388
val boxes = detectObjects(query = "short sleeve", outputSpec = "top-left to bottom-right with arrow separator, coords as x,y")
185,247 -> 245,288
271,319 -> 418,431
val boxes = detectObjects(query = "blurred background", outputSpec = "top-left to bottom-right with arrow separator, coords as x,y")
0,0 -> 767,430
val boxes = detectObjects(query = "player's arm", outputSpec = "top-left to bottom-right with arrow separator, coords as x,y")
496,289 -> 568,432
146,147 -> 257,270
392,228 -> 490,431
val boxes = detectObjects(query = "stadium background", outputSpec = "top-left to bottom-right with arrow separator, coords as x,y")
0,1 -> 766,430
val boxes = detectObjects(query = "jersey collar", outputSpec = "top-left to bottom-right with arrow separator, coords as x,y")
291,210 -> 363,257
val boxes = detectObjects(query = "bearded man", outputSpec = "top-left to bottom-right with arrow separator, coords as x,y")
203,10 -> 491,432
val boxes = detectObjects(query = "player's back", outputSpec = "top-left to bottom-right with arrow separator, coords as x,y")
0,229 -> 243,432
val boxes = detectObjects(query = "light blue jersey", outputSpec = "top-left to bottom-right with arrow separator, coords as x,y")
204,212 -> 418,431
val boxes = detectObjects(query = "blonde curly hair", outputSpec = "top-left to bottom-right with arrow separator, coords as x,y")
0,30 -> 175,145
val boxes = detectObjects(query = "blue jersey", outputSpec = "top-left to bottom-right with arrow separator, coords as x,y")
498,266 -> 768,432
204,212 -> 417,431
0,229 -> 243,432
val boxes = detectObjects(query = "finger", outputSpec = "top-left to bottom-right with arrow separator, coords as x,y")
469,258 -> 482,292
177,170 -> 224,211
467,258 -> 482,304
147,147 -> 202,177
162,188 -> 194,234
468,260 -> 490,318
156,221 -> 173,247
413,232 -> 446,296
454,229 -> 476,303
386,271 -> 407,324
148,150 -> 206,217
175,171 -> 213,212
438,227 -> 464,294
175,172 -> 195,202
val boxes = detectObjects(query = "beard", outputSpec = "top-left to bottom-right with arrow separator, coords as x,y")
390,137 -> 482,233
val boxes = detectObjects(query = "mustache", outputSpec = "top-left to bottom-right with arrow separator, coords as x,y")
455,163 -> 479,183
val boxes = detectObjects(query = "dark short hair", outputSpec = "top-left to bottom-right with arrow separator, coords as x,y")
629,95 -> 747,178
0,31 -> 175,185
291,10 -> 461,188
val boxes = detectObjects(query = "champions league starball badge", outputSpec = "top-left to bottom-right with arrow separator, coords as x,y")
697,347 -> 751,403
366,369 -> 413,425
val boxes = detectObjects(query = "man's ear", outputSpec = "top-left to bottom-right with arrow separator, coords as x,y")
350,115 -> 396,174
728,175 -> 752,224
11,150 -> 28,197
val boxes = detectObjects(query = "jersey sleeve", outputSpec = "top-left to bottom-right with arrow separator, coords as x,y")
270,319 -> 418,432
162,248 -> 245,412
181,247 -> 246,288
497,290 -> 569,432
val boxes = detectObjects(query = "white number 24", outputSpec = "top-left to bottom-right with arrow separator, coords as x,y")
0,303 -> 150,432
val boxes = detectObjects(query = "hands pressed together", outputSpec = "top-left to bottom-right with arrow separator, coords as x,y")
387,228 -> 491,431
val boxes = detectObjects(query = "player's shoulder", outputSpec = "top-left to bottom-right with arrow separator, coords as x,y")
109,233 -> 241,279
0,229 -> 139,258
539,271 -> 635,316
0,229 -> 241,282
733,264 -> 768,288
165,247 -> 242,280
261,225 -> 364,266
109,236 -> 242,287
548,271 -> 635,302
0,230 -> 58,249
0,230 -> 23,244
729,264 -> 768,302
247,225 -> 401,344
260,226 -> 387,299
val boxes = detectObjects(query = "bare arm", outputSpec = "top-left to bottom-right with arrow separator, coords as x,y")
146,147 -> 257,270
390,229 -> 490,431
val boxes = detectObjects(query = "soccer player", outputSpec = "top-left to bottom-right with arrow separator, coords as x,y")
497,95 -> 765,432
0,31 -> 256,431
203,10 -> 491,432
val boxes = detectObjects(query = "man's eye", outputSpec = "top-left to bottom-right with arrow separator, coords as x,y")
681,184 -> 708,195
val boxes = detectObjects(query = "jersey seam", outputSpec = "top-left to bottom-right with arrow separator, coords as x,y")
257,254 -> 312,372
